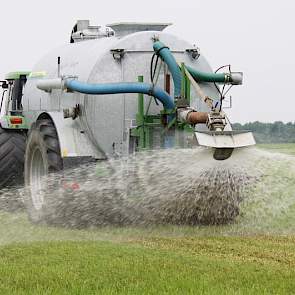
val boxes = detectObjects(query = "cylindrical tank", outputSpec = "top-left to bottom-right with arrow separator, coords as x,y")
22,25 -> 220,157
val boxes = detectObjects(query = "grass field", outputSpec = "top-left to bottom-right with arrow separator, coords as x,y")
1,238 -> 295,295
258,143 -> 295,156
0,144 -> 295,294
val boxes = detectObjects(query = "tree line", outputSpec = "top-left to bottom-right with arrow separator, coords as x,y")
232,121 -> 295,143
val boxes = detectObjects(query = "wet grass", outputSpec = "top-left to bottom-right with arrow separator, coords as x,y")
0,144 -> 295,294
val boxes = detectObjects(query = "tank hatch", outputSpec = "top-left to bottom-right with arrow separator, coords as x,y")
70,20 -> 112,43
106,22 -> 172,38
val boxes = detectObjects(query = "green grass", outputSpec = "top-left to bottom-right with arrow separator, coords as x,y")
0,143 -> 295,294
258,143 -> 295,155
0,238 -> 295,295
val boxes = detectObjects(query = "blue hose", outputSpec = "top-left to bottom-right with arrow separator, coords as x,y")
153,41 -> 182,98
65,80 -> 175,111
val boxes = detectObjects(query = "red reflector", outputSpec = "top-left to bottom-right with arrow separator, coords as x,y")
10,117 -> 23,125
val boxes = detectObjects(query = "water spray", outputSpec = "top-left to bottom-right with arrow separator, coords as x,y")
0,20 -> 256,226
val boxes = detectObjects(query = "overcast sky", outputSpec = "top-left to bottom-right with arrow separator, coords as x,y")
0,0 -> 293,123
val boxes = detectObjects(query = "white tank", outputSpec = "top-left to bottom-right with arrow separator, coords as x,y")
22,22 -> 219,158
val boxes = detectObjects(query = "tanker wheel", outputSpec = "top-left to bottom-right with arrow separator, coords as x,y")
0,127 -> 26,211
24,119 -> 63,223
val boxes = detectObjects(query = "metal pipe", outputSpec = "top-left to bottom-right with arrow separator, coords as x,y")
36,78 -> 64,93
57,56 -> 61,77
187,111 -> 208,124
137,76 -> 145,148
178,108 -> 208,124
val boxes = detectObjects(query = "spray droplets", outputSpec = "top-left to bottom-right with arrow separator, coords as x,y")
1,146 -> 294,235
17,148 -> 255,228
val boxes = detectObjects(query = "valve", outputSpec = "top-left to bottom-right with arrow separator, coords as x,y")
206,111 -> 227,131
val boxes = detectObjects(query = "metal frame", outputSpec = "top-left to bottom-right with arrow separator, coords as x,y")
131,70 -> 195,151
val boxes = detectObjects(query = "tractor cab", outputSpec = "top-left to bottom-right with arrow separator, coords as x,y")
0,71 -> 30,129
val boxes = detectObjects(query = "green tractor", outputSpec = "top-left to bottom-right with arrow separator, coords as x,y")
0,72 -> 29,189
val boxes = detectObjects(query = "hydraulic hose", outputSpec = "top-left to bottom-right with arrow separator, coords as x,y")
65,80 -> 175,111
186,65 -> 230,83
186,65 -> 243,84
153,41 -> 182,98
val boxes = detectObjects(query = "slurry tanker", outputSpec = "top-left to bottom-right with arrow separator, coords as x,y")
0,20 -> 255,222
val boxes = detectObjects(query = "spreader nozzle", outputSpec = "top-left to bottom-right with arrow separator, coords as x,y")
194,130 -> 256,161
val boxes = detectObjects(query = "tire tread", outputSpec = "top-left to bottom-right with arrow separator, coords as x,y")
0,127 -> 25,188
37,119 -> 63,172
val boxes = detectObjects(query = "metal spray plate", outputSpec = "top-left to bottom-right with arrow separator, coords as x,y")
194,130 -> 256,149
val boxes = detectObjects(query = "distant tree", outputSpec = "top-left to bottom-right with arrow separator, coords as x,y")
232,121 -> 295,143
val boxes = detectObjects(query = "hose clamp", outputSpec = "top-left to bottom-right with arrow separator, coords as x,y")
155,46 -> 170,56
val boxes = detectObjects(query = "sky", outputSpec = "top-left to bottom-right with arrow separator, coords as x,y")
0,0 -> 293,123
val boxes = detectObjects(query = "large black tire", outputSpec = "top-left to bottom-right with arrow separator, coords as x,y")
24,119 -> 63,223
0,127 -> 25,188
0,127 -> 26,211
